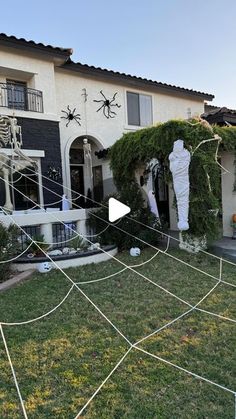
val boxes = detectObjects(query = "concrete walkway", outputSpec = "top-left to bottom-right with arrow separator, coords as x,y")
0,270 -> 35,292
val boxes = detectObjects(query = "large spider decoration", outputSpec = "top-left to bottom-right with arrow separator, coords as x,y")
61,105 -> 81,127
93,90 -> 121,119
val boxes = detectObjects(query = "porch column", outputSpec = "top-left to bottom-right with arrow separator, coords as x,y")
40,223 -> 53,245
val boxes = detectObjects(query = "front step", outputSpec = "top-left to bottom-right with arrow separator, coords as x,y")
210,236 -> 236,262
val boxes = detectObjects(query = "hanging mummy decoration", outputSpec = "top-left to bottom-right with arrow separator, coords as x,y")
169,139 -> 191,231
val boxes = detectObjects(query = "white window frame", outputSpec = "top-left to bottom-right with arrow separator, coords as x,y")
125,90 -> 153,129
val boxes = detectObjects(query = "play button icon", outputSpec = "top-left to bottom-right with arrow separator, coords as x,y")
108,198 -> 131,222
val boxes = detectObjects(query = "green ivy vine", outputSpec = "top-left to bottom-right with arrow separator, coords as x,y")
109,120 -> 236,240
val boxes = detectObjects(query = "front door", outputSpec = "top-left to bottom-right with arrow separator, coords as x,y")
70,165 -> 85,208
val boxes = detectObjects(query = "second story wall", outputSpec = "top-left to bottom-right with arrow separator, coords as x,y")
55,68 -> 205,150
0,48 -> 58,120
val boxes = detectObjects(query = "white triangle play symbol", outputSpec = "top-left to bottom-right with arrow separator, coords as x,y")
108,198 -> 131,222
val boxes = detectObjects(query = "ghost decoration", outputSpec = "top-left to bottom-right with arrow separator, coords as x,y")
169,139 -> 191,231
130,247 -> 141,257
38,262 -> 52,273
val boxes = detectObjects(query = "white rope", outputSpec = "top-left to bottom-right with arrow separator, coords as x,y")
134,346 -> 236,395
75,347 -> 132,418
5,156 -> 236,272
0,241 -> 33,264
3,162 -> 236,293
0,207 -> 132,346
1,169 -> 236,323
2,182 -> 236,328
134,258 -> 224,347
0,324 -> 28,418
0,185 -> 235,416
76,250 -> 161,285
195,307 -> 236,324
0,180 -> 193,308
3,172 -> 236,325
0,285 -> 74,326
4,158 -> 236,292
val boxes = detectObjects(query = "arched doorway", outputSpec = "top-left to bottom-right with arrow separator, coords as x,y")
69,136 -> 104,208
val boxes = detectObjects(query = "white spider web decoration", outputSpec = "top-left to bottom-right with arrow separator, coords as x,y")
0,158 -> 235,418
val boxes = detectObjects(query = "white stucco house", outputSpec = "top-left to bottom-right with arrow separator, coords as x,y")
1,33 -> 234,243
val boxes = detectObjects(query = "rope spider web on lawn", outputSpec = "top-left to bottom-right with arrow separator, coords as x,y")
0,168 -> 235,418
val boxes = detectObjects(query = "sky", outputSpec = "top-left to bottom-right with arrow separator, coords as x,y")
1,0 -> 236,108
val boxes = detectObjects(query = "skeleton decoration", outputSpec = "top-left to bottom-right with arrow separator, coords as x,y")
61,105 -> 81,127
169,139 -> 191,231
93,90 -> 121,119
83,138 -> 93,179
0,115 -> 37,212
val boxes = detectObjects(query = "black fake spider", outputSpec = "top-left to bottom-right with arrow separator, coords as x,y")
61,105 -> 81,127
93,90 -> 121,119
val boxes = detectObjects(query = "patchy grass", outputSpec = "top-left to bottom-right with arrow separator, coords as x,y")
0,247 -> 235,418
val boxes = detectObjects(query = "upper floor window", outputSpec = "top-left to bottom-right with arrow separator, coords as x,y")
7,80 -> 27,110
0,80 -> 43,113
127,92 -> 153,126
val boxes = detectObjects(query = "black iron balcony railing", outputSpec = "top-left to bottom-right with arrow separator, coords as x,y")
0,83 -> 43,113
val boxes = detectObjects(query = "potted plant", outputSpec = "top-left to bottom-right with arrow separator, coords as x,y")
26,234 -> 49,257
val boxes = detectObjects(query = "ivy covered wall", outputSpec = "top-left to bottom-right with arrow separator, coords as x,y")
109,120 -> 236,240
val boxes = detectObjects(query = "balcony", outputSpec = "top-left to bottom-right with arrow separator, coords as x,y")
0,82 -> 43,113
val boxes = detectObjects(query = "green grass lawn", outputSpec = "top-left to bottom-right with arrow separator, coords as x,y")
0,247 -> 235,418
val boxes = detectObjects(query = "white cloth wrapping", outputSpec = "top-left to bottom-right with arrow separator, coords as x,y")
62,194 -> 70,211
169,139 -> 191,231
62,194 -> 72,230
148,190 -> 159,218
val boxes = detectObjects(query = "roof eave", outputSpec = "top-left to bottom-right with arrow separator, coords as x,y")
0,36 -> 72,60
60,62 -> 214,101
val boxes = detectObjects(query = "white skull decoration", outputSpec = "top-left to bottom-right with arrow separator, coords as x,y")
130,247 -> 141,257
38,262 -> 52,273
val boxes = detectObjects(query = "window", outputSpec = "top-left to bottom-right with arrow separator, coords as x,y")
127,92 -> 152,126
7,80 -> 27,110
12,167 -> 40,210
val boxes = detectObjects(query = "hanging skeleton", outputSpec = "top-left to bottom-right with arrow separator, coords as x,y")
83,138 -> 93,179
0,115 -> 37,212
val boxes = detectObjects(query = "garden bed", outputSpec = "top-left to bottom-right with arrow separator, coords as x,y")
12,245 -> 117,272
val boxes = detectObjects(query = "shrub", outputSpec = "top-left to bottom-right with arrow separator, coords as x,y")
0,222 -> 20,283
88,184 -> 164,250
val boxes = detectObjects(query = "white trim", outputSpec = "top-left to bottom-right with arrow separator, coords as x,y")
63,132 -> 105,201
0,108 -> 59,122
125,89 -> 153,128
1,148 -> 45,157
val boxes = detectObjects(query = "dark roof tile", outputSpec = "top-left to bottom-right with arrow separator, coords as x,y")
0,33 -> 73,56
62,60 -> 214,100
